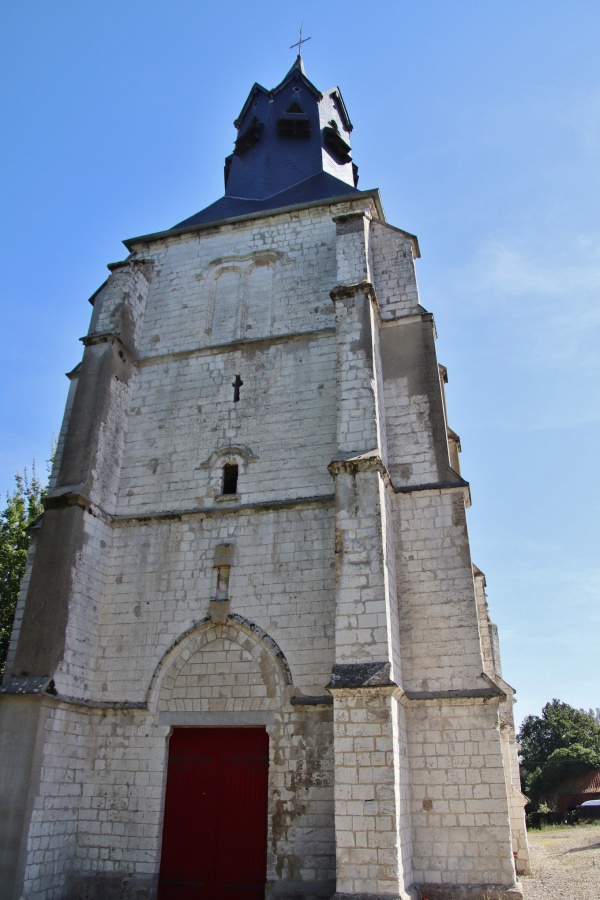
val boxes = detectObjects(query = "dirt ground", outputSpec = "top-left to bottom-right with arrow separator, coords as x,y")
519,823 -> 600,900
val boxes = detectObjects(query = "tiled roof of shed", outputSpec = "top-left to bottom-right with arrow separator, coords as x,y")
557,767 -> 600,795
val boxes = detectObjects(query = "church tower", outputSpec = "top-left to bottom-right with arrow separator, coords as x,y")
0,56 -> 529,900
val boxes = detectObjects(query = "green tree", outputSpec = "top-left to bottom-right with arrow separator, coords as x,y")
0,467 -> 45,675
518,700 -> 600,794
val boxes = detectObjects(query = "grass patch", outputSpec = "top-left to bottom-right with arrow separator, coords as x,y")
527,820 -> 600,833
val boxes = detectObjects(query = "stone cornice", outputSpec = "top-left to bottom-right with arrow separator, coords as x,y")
327,662 -> 397,691
80,329 -> 137,363
112,493 -> 335,526
41,487 -> 113,524
290,695 -> 333,706
328,450 -> 389,479
106,257 -> 154,274
44,694 -> 147,710
39,493 -> 335,527
403,688 -> 503,702
402,674 -> 507,704
42,485 -> 92,512
329,280 -> 375,301
393,475 -> 469,495
136,327 -> 335,368
332,209 -> 372,224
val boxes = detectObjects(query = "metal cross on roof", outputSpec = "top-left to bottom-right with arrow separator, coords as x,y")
289,24 -> 311,53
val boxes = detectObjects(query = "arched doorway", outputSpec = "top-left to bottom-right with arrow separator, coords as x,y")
150,619 -> 292,899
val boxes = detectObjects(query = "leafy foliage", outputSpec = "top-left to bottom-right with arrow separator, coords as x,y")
0,467 -> 45,675
518,700 -> 600,798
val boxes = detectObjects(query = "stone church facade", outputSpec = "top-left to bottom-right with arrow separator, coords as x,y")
0,57 -> 529,899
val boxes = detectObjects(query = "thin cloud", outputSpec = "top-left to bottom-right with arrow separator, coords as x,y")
444,234 -> 600,390
554,87 -> 600,154
464,234 -> 600,300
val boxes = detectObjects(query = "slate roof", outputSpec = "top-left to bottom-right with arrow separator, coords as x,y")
174,171 -> 361,230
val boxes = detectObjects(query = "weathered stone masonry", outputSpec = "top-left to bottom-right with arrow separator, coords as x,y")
0,56 -> 529,900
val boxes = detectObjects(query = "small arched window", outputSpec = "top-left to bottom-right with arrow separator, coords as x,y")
222,463 -> 239,495
200,445 -> 256,506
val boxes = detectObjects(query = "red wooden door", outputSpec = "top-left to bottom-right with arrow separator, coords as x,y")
158,728 -> 269,899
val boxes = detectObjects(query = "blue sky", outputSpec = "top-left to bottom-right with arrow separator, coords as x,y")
1,1 -> 599,727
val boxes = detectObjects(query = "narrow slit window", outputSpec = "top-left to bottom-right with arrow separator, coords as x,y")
222,463 -> 239,495
232,374 -> 243,402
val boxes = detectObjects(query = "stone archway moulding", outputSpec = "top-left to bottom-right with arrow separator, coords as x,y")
147,615 -> 293,715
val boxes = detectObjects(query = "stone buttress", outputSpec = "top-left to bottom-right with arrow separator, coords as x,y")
326,208 -> 529,898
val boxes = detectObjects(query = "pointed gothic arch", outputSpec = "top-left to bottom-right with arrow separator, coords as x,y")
147,616 -> 293,715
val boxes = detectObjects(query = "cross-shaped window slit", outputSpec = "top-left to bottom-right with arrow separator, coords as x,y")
232,374 -> 243,402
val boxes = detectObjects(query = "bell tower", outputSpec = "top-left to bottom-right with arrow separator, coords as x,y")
0,55 -> 529,900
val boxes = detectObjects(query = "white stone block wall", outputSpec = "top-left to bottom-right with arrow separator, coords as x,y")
86,345 -> 138,514
20,703 -> 169,900
268,706 -> 336,893
91,503 -> 336,700
396,699 -> 415,892
328,211 -> 417,898
116,333 -> 337,516
133,203 -> 374,363
19,704 -> 79,900
331,690 -> 414,899
370,220 -> 421,318
54,513 -> 114,697
394,490 -> 485,693
91,261 -> 152,348
473,568 -> 496,678
406,699 -> 516,888
382,480 -> 403,685
332,211 -> 372,287
331,470 -> 391,664
383,368 -> 440,487
20,618 -> 338,899
371,301 -> 389,470
380,315 -> 450,489
63,259 -> 152,515
332,292 -> 380,456
499,713 -> 531,877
